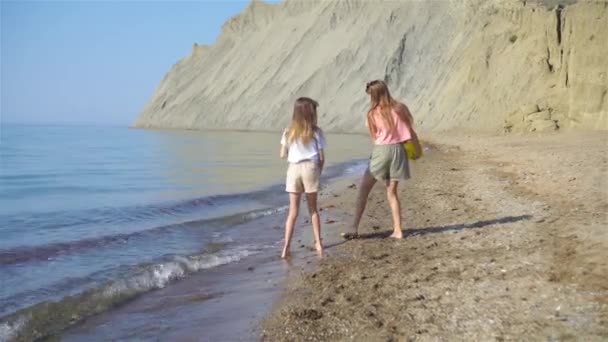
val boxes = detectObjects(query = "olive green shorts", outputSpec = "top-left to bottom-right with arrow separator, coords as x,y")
368,143 -> 410,181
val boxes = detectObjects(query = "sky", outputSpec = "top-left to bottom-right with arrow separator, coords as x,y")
1,0 -> 274,125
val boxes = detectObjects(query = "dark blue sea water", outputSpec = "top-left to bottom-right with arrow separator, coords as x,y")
0,124 -> 368,340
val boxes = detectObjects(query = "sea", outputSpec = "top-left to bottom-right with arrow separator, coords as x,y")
0,123 -> 370,341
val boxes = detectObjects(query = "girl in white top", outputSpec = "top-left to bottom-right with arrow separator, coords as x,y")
279,97 -> 326,258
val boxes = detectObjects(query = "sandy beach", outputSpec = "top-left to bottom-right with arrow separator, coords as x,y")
262,131 -> 607,341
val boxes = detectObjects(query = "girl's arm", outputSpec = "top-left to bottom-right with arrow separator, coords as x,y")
316,129 -> 326,172
280,129 -> 288,159
318,149 -> 325,173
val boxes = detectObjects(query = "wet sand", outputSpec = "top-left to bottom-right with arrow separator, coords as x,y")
262,132 -> 608,341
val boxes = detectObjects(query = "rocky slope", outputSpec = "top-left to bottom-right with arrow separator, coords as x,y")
134,0 -> 608,133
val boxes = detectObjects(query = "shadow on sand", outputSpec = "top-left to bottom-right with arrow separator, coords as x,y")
326,215 -> 533,248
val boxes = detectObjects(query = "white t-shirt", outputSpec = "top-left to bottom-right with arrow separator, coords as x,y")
281,129 -> 326,163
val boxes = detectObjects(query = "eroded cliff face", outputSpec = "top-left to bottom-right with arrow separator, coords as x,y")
134,0 -> 608,133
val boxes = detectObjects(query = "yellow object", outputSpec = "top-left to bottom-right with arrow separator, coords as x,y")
404,140 -> 423,160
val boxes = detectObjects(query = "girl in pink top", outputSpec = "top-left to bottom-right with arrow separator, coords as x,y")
368,103 -> 412,145
343,80 -> 421,239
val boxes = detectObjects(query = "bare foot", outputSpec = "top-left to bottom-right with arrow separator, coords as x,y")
281,247 -> 291,259
315,242 -> 324,257
316,249 -> 324,258
281,257 -> 293,268
389,231 -> 403,239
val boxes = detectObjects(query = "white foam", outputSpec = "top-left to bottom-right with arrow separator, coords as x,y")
246,206 -> 288,219
102,247 -> 256,297
212,234 -> 234,243
344,161 -> 368,175
0,248 -> 258,341
0,314 -> 29,342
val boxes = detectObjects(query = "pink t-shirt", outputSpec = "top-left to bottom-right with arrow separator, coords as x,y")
369,106 -> 412,145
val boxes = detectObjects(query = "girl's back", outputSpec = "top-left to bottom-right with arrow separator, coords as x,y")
369,106 -> 412,145
280,129 -> 325,163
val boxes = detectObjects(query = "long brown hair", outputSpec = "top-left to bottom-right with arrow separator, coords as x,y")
286,97 -> 319,145
365,80 -> 412,137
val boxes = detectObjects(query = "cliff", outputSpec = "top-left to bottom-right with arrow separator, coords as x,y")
134,0 -> 608,133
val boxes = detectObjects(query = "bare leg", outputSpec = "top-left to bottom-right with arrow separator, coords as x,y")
282,193 -> 301,258
385,180 -> 403,239
350,170 -> 377,236
305,192 -> 323,256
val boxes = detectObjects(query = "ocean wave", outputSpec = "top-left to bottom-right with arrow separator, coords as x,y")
0,206 -> 286,265
0,158 -> 366,341
0,191 -> 258,236
0,315 -> 28,342
0,158 -> 365,240
0,247 -> 257,342
344,161 -> 368,175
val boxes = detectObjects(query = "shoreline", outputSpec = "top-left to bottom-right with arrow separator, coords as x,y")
45,161 -> 368,341
58,169 -> 368,341
262,131 -> 608,340
0,131 -> 371,342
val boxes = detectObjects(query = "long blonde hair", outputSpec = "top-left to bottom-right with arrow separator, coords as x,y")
365,80 -> 412,137
286,97 -> 319,145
